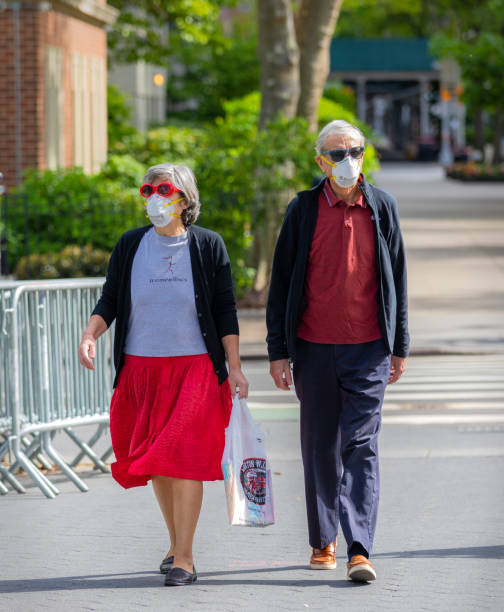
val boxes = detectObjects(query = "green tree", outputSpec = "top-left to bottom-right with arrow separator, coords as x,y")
166,21 -> 260,120
337,0 -> 430,37
107,0 -> 234,65
335,0 -> 492,38
430,0 -> 504,162
108,1 -> 259,121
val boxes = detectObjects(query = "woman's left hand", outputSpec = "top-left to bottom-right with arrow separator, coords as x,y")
228,367 -> 249,399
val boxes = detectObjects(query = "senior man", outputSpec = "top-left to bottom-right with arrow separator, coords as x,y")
266,119 -> 409,582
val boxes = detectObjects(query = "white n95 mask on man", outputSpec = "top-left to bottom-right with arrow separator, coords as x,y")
146,194 -> 182,227
322,155 -> 362,188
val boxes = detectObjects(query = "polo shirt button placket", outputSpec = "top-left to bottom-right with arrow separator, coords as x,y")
344,207 -> 352,229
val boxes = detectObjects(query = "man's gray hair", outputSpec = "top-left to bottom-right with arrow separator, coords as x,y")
316,120 -> 365,155
143,163 -> 201,226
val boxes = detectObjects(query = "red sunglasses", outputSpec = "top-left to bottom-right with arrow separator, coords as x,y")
139,182 -> 183,198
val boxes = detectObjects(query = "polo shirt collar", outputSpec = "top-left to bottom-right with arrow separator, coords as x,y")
322,178 -> 365,208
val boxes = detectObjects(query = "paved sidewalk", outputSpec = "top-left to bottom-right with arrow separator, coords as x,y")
1,416 -> 503,611
238,163 -> 504,358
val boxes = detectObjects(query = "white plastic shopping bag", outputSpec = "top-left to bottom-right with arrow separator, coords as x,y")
221,394 -> 275,527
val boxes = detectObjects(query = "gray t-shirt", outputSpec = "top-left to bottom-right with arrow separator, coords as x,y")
124,228 -> 208,357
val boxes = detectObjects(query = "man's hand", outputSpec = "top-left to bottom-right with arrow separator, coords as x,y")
270,359 -> 293,391
228,367 -> 249,399
388,355 -> 406,385
78,335 -> 97,370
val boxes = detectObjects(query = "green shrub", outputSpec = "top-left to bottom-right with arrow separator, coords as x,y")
100,154 -> 146,188
15,244 -> 110,279
107,85 -> 138,150
323,82 -> 356,113
7,167 -> 145,273
111,125 -> 203,167
446,162 -> 504,181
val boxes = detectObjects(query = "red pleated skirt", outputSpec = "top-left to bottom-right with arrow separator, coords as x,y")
109,353 -> 232,489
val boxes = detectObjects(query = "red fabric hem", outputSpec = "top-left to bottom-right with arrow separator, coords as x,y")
111,460 -> 224,489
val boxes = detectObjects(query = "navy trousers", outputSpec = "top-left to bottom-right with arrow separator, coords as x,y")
293,338 -> 390,557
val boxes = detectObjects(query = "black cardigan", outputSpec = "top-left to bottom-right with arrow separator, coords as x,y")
266,175 -> 409,362
92,224 -> 239,387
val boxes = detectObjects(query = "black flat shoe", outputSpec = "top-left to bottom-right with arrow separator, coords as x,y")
164,566 -> 197,586
159,555 -> 174,574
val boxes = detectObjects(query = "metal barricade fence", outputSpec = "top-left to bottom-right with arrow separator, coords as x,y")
0,279 -> 115,498
0,281 -> 19,494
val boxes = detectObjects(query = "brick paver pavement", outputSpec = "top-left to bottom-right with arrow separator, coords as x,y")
1,417 -> 503,612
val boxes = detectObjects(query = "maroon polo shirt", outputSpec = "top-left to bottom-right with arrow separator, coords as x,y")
297,179 -> 382,344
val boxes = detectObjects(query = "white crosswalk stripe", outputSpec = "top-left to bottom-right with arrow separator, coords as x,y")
243,355 -> 504,423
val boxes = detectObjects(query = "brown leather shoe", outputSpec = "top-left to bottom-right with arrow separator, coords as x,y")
310,539 -> 337,570
346,554 -> 376,582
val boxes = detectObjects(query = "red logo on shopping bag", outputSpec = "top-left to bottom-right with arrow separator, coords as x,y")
240,458 -> 266,505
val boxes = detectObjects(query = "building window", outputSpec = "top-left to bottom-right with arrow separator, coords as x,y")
44,45 -> 64,170
72,53 -> 107,174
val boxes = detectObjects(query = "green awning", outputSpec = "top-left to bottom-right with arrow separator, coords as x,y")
330,38 -> 437,72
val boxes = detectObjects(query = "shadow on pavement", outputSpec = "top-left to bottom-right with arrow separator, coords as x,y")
0,572 -> 157,593
374,545 -> 504,559
190,578 -> 360,588
0,566 -> 370,593
7,549 -> 499,593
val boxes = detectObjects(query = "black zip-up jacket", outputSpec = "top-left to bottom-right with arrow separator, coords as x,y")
92,224 -> 239,387
266,175 -> 409,362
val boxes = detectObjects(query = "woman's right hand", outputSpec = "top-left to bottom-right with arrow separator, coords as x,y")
78,335 -> 97,370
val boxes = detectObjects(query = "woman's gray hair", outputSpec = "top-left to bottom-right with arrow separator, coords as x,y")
143,163 -> 201,226
316,120 -> 365,155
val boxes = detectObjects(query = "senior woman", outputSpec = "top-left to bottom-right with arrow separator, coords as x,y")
78,163 -> 248,587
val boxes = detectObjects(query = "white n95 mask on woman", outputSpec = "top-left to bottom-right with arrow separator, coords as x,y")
146,194 -> 182,227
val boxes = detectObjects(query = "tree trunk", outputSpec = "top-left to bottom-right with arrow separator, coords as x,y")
252,204 -> 279,294
473,107 -> 485,157
492,110 -> 503,165
253,0 -> 343,299
257,0 -> 300,128
295,0 -> 344,132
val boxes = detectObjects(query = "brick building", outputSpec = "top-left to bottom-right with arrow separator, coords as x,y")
0,0 -> 118,190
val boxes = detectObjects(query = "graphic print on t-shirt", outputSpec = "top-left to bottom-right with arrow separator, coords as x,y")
163,255 -> 175,275
149,250 -> 189,284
